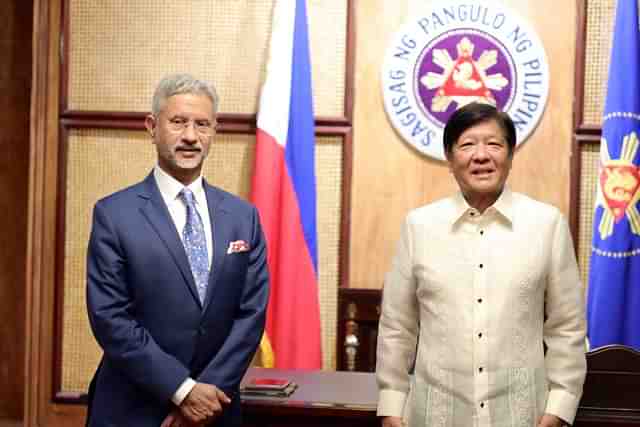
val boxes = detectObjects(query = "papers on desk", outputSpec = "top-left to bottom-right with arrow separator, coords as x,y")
240,377 -> 298,397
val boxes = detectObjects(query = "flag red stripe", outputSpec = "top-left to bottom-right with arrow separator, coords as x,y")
251,129 -> 322,368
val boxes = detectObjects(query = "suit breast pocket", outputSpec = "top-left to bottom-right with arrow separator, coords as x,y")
214,250 -> 250,303
224,250 -> 250,273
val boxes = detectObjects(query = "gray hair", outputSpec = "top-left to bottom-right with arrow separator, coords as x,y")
151,73 -> 219,117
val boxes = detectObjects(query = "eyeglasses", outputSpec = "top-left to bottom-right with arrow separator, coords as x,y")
166,117 -> 217,136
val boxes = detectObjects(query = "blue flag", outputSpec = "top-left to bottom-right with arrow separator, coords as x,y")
587,0 -> 640,350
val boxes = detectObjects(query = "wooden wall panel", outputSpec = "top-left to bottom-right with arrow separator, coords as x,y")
65,0 -> 346,118
0,0 -> 32,421
581,0 -> 615,127
350,1 -> 577,288
26,0 -> 63,424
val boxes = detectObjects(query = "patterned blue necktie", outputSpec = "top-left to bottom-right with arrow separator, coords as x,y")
179,188 -> 209,304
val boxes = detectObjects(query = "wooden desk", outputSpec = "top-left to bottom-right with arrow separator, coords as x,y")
241,355 -> 640,427
240,368 -> 378,427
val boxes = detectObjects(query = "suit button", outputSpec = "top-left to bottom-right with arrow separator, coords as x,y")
199,327 -> 206,336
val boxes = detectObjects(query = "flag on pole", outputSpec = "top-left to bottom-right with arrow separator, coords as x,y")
587,0 -> 640,351
250,0 -> 322,369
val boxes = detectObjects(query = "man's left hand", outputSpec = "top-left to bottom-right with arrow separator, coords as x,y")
179,382 -> 230,425
538,414 -> 566,427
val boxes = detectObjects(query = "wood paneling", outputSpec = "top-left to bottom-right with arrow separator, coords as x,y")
26,0 -> 62,425
336,289 -> 381,372
350,1 -> 577,288
0,0 -> 32,421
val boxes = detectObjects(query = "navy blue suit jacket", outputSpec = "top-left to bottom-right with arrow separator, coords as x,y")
85,173 -> 268,427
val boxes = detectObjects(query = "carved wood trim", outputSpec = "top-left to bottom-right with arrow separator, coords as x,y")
27,0 -> 65,424
337,289 -> 381,372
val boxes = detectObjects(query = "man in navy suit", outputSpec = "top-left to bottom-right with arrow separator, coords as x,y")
86,73 -> 269,427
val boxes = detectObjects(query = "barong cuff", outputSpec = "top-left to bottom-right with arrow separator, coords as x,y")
377,389 -> 407,417
545,389 -> 580,425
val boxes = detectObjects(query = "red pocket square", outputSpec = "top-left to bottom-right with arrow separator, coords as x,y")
227,240 -> 250,254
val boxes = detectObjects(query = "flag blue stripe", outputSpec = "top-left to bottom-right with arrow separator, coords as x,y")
285,0 -> 318,272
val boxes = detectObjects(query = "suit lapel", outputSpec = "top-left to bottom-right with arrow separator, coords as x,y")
201,181 -> 232,312
138,173 -> 202,307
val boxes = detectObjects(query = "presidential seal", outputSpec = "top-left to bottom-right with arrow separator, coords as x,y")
381,1 -> 550,160
596,126 -> 640,243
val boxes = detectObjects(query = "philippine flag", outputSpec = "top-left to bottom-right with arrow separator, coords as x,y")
250,0 -> 322,369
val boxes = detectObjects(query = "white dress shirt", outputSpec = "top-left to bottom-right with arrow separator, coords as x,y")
153,166 -> 213,406
376,188 -> 587,427
154,166 -> 213,266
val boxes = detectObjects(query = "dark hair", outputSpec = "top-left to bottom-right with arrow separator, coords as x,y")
442,102 -> 516,156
